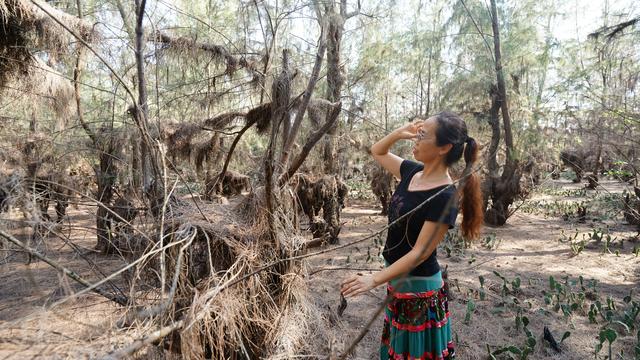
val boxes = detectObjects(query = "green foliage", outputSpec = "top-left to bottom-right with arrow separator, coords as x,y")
488,313 -> 536,360
544,275 -> 590,320
595,328 -> 617,359
482,233 -> 501,250
606,161 -> 635,182
522,188 -> 626,223
558,226 -> 626,256
441,228 -> 469,257
464,297 -> 476,325
493,270 -> 521,298
542,276 -> 640,358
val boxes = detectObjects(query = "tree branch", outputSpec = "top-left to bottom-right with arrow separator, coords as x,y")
154,32 -> 263,76
278,101 -> 341,186
0,228 -> 128,307
278,20 -> 327,168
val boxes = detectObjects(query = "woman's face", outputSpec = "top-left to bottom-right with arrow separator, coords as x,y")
412,117 -> 452,165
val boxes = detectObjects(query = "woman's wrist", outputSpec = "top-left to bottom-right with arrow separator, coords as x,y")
372,272 -> 385,287
372,134 -> 396,155
388,129 -> 403,141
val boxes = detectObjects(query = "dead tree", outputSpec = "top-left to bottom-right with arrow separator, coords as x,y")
219,170 -> 251,197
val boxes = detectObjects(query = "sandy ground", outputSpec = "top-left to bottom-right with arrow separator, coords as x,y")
0,207 -> 137,359
0,178 -> 638,359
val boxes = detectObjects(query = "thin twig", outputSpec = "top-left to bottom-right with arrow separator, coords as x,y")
459,0 -> 495,62
308,266 -> 380,276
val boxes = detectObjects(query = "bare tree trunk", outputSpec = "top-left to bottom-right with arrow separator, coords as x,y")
417,63 -> 423,116
425,48 -> 432,116
279,102 -> 342,186
95,149 -> 117,253
491,0 -> 515,171
134,0 -> 163,216
114,0 -> 135,42
134,0 -> 151,192
384,91 -> 389,132
264,50 -> 292,247
483,0 -> 522,226
321,2 -> 344,175
482,85 -> 501,210
73,0 -> 116,253
131,137 -> 141,189
321,0 -> 359,175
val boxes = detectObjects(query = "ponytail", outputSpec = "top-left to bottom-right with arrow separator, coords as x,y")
459,137 -> 483,240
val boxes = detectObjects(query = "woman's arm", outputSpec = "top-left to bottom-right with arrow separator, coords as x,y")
341,220 -> 450,298
371,121 -> 421,179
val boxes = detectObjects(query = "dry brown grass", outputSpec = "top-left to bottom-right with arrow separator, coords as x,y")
102,186 -> 324,359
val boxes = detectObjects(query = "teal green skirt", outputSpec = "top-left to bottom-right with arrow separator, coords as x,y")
380,265 -> 455,359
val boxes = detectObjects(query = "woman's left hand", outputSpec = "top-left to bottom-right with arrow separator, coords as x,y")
341,274 -> 378,298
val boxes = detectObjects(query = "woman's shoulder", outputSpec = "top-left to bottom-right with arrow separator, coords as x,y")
401,159 -> 423,170
425,184 -> 458,206
400,159 -> 423,179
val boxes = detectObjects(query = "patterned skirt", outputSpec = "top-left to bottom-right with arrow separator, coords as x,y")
380,270 -> 455,360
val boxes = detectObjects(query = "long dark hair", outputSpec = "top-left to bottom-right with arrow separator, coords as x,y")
433,111 -> 483,240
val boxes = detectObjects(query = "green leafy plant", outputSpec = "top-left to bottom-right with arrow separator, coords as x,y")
544,275 -> 588,320
595,327 -> 617,359
606,160 -> 634,182
493,270 -> 521,297
479,275 -> 486,301
489,315 -> 536,360
482,233 -> 500,250
441,228 -> 468,256
464,298 -> 476,325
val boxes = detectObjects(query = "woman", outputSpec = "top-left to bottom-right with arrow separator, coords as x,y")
341,111 -> 483,360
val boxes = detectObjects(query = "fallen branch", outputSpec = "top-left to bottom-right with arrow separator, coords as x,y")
101,320 -> 184,360
0,228 -> 128,306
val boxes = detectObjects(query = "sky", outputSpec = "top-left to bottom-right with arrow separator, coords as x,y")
552,0 -> 638,41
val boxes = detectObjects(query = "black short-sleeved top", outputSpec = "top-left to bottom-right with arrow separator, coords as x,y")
382,160 -> 458,277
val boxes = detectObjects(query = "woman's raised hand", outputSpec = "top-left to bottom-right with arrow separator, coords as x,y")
393,120 -> 423,140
